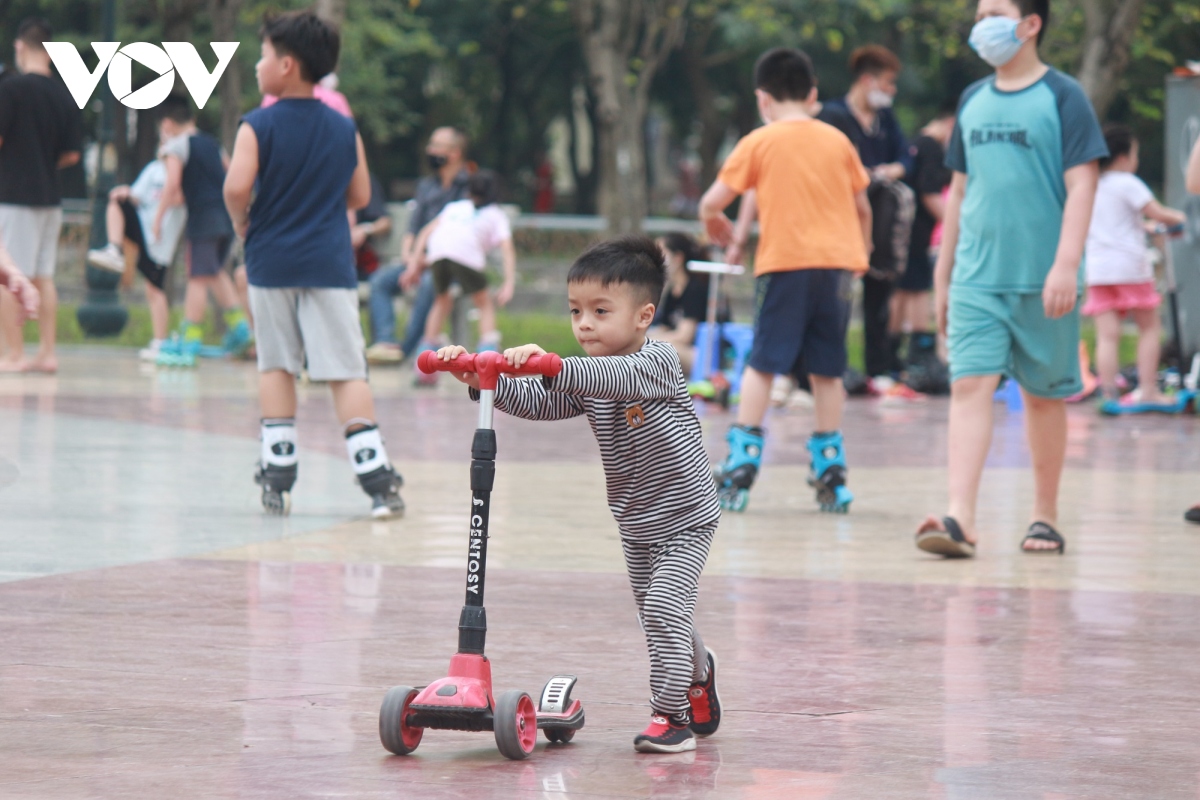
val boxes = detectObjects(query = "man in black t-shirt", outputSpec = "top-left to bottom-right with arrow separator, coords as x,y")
891,109 -> 954,380
0,18 -> 82,374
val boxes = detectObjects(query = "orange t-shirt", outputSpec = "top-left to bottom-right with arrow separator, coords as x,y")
718,118 -> 871,275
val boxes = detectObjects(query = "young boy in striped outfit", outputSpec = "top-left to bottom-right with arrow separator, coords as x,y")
435,236 -> 721,753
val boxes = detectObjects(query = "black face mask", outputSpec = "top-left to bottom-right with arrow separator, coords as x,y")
426,153 -> 448,171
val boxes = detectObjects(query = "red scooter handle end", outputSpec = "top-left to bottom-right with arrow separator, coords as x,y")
417,349 -> 476,375
502,352 -> 563,378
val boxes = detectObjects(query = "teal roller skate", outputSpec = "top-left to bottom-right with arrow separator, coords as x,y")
155,332 -> 201,367
222,318 -> 252,357
806,431 -> 852,513
712,425 -> 764,512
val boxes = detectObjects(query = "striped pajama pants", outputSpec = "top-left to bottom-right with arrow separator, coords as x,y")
621,524 -> 715,718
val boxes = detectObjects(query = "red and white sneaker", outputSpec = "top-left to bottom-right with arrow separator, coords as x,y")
633,713 -> 696,753
688,647 -> 721,737
880,381 -> 927,406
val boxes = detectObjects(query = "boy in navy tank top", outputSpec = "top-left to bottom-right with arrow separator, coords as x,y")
224,10 -> 405,519
155,95 -> 251,366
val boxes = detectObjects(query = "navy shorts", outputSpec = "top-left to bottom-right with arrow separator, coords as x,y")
748,269 -> 853,379
898,249 -> 934,292
188,235 -> 231,278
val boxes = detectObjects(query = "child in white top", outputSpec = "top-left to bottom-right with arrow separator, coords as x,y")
1084,124 -> 1186,404
409,170 -> 516,361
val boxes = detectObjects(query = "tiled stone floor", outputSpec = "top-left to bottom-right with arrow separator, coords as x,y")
3,347 -> 1200,798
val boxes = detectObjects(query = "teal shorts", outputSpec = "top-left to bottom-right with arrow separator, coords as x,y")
947,288 -> 1081,399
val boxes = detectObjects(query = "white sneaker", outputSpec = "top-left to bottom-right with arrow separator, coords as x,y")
139,339 -> 164,362
87,244 -> 125,273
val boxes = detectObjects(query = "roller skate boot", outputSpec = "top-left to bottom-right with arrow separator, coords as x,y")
359,464 -> 405,519
255,462 -> 297,516
477,331 -> 501,353
712,425 -> 764,512
806,431 -> 852,513
222,318 -> 252,357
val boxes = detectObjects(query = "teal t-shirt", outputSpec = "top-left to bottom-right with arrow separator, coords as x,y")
946,69 -> 1108,293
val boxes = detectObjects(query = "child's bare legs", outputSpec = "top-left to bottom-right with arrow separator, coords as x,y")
1022,390 -> 1066,550
929,374 -> 1000,544
1131,307 -> 1164,403
0,288 -> 25,369
235,266 -> 253,328
105,195 -> 125,245
809,374 -> 844,431
184,278 -> 211,324
472,289 -> 496,341
145,283 -> 169,341
423,292 -> 454,342
29,277 -> 56,371
260,371 -> 376,430
1093,310 -> 1122,399
735,366 -> 772,427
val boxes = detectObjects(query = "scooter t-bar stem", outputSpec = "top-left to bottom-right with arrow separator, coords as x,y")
414,349 -> 564,655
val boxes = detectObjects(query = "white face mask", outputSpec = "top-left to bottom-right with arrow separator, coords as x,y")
969,16 -> 1027,68
866,88 -> 894,110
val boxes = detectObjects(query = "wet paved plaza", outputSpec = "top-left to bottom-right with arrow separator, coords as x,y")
3,347 -> 1200,798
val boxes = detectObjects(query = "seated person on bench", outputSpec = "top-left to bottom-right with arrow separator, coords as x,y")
650,233 -> 729,374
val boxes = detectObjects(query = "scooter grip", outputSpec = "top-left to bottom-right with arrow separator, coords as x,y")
417,349 -> 476,374
501,353 -> 563,378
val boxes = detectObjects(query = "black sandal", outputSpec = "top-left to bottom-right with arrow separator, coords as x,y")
1185,506 -> 1200,524
916,516 -> 976,559
1021,521 -> 1065,554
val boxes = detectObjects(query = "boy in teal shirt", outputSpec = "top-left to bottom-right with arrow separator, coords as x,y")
915,0 -> 1106,558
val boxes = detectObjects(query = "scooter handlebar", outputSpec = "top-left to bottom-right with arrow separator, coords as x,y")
416,349 -> 563,389
417,350 -> 476,375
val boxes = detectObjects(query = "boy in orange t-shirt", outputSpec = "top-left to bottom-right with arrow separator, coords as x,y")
700,47 -> 872,513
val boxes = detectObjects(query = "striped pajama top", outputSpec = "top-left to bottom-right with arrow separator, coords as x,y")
475,339 -> 721,541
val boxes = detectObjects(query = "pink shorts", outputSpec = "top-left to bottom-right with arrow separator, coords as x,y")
1082,282 -> 1161,316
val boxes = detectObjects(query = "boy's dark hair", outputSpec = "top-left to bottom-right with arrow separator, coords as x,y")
469,169 -> 500,206
753,48 -> 816,103
159,94 -> 194,125
1100,123 -> 1135,169
567,235 -> 666,307
1013,0 -> 1051,45
849,45 -> 901,79
260,10 -> 339,84
16,18 -> 51,50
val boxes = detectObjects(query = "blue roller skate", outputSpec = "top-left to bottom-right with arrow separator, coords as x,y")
806,431 -> 852,513
222,318 -> 252,357
712,425 -> 764,512
155,330 -> 202,367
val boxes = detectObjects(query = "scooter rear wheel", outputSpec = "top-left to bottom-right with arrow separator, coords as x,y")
494,690 -> 537,760
379,685 -> 423,755
544,727 -> 575,744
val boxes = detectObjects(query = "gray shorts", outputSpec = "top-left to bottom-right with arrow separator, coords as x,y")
0,204 -> 63,279
248,286 -> 368,381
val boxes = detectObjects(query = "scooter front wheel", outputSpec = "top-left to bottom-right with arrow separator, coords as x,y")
379,685 -> 423,755
494,690 -> 537,760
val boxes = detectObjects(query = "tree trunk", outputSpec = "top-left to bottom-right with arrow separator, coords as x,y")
572,0 -> 687,234
314,0 -> 348,27
210,0 -> 243,150
1077,0 -> 1147,118
680,21 -> 724,189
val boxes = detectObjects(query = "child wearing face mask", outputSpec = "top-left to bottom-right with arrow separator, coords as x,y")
436,236 -> 723,754
914,0 -> 1107,559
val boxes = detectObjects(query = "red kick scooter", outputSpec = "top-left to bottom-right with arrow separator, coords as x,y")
379,350 -> 586,760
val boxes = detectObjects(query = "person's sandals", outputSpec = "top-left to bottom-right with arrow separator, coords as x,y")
915,516 -> 976,559
1185,506 -> 1200,524
1021,521 -> 1065,554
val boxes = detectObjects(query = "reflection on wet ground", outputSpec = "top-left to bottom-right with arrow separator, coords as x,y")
3,349 -> 1200,798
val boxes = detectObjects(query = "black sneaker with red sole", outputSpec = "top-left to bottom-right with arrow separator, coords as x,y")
688,647 -> 721,737
633,713 -> 696,753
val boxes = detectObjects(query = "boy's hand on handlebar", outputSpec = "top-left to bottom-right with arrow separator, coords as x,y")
503,343 -> 546,368
435,345 -> 480,389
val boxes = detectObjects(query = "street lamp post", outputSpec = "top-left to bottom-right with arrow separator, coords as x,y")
76,0 -> 128,337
